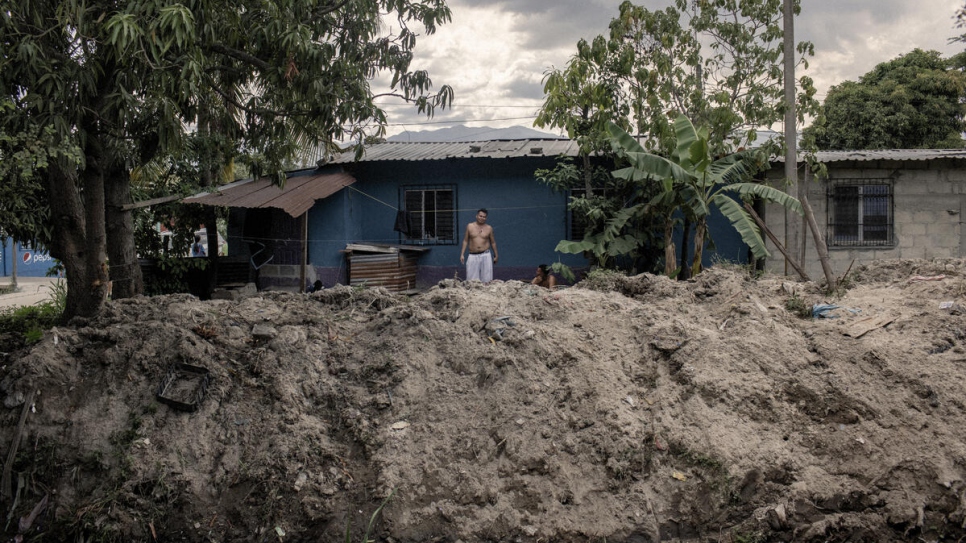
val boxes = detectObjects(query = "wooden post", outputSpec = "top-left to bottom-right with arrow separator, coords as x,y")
783,0 -> 803,277
300,211 -> 308,292
744,203 -> 810,281
801,165 -> 838,290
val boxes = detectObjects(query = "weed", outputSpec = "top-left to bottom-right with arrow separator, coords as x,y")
730,529 -> 766,543
582,268 -> 626,291
784,294 -> 812,319
0,278 -> 66,350
23,327 -> 44,344
345,488 -> 396,543
710,255 -> 761,278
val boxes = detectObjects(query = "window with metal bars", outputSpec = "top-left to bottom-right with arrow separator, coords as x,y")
827,179 -> 894,247
568,188 -> 590,241
401,186 -> 456,244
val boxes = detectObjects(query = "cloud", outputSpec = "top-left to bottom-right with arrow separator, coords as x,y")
374,0 -> 966,137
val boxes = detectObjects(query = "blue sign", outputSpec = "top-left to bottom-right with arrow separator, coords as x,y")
1,239 -> 57,277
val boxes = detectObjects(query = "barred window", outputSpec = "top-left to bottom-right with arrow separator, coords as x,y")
827,180 -> 893,247
568,188 -> 590,241
402,186 -> 456,244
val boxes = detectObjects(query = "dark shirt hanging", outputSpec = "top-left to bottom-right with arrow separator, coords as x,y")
394,210 -> 414,236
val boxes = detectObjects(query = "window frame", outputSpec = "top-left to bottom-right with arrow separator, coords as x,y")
399,185 -> 457,245
826,178 -> 895,248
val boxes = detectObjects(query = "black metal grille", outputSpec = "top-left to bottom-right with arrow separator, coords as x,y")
401,186 -> 456,244
568,188 -> 589,241
827,179 -> 894,247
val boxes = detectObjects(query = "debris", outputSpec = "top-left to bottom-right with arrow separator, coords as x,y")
2,389 -> 35,500
845,315 -> 895,338
940,301 -> 966,314
294,472 -> 308,491
812,304 -> 840,319
671,471 -> 687,481
748,294 -> 769,313
909,274 -> 945,282
766,503 -> 788,530
485,316 -> 517,342
391,421 -> 410,431
17,494 -> 48,535
156,363 -> 211,412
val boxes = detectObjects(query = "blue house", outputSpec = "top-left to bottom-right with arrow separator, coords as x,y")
184,139 -> 751,292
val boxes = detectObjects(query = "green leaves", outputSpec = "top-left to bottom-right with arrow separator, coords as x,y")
104,13 -> 141,52
606,114 -> 802,269
809,48 -> 966,150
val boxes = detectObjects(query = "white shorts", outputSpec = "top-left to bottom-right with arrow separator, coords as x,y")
466,250 -> 493,283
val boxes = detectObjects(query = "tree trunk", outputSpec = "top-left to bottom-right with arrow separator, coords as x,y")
204,207 -> 219,297
10,239 -> 16,290
663,217 -> 677,277
105,166 -> 143,299
46,156 -> 109,320
678,217 -> 692,280
690,219 -> 707,276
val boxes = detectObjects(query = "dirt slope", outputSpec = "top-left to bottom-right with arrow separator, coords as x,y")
2,259 -> 966,542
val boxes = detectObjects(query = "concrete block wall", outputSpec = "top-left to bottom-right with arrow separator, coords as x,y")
763,159 -> 966,281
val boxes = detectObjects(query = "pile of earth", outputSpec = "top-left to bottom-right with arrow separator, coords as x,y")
2,258 -> 966,542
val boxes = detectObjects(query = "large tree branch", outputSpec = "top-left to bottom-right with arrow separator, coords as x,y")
312,0 -> 353,18
207,43 -> 272,72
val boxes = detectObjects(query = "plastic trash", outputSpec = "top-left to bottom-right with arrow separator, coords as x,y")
812,304 -> 840,319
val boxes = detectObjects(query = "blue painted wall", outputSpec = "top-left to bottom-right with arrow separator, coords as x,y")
307,158 -> 589,287
0,239 -> 57,278
244,157 -> 751,289
675,202 -> 753,270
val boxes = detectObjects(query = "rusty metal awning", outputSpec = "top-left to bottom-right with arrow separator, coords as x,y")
183,170 -> 356,218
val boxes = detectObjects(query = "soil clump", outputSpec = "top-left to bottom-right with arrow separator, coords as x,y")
2,258 -> 966,542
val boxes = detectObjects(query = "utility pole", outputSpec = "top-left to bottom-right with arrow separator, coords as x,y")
783,0 -> 803,276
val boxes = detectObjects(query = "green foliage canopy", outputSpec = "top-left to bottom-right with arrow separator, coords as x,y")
808,49 -> 966,150
535,0 -> 815,274
0,0 -> 453,318
606,115 -> 803,275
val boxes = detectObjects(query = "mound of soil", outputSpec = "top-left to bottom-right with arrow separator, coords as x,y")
2,258 -> 966,542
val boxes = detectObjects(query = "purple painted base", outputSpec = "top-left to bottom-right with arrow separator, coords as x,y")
287,266 -> 584,292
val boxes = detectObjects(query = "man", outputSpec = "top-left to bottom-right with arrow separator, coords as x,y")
460,208 -> 498,283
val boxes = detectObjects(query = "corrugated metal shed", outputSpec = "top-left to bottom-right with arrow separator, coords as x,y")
183,171 -> 356,218
343,243 -> 430,293
780,149 -> 966,163
326,139 -> 581,163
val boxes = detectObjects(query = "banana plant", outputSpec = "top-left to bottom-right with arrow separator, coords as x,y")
607,115 -> 803,276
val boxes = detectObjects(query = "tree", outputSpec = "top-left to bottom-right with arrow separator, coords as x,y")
607,115 -> 803,276
1,0 -> 453,319
535,0 -> 816,275
809,49 -> 966,150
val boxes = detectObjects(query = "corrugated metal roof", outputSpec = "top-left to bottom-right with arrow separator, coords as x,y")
326,139 -> 581,163
331,141 -> 966,165
780,149 -> 966,163
183,171 -> 355,218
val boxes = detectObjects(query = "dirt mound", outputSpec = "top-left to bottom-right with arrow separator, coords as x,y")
3,259 -> 966,542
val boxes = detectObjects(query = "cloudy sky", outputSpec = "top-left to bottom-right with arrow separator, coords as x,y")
374,0 -> 964,139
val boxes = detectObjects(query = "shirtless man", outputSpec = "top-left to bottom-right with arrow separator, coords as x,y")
460,208 -> 498,282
